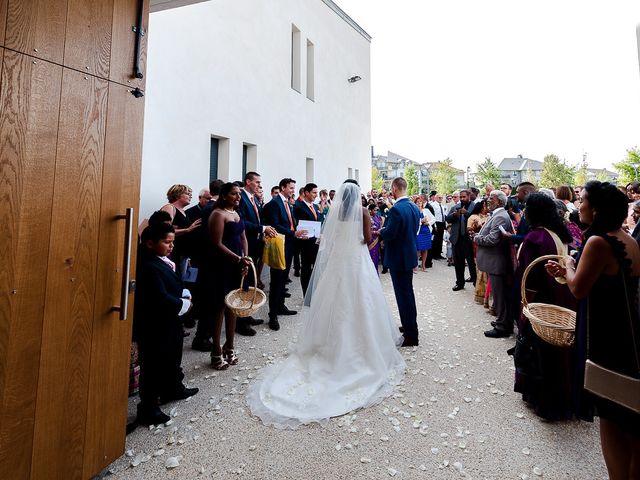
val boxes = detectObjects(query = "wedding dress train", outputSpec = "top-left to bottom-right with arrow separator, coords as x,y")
246,182 -> 406,429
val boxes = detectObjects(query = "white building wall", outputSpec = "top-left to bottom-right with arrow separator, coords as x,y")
139,0 -> 371,218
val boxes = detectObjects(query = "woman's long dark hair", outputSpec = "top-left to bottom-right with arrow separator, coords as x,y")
524,192 -> 573,244
215,182 -> 239,210
470,199 -> 486,215
583,181 -> 628,241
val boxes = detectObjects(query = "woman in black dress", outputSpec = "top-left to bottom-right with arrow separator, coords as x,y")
208,183 -> 251,370
547,181 -> 640,479
160,184 -> 202,275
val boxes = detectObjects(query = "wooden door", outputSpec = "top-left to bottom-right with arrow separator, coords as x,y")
0,48 -> 63,479
0,1 -> 148,478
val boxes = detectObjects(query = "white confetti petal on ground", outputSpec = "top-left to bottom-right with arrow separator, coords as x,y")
165,456 -> 181,469
431,447 -> 439,454
335,443 -> 342,451
380,436 -> 390,442
522,448 -> 531,455
533,466 -> 543,476
387,467 -> 398,476
360,457 -> 372,463
153,449 -> 165,457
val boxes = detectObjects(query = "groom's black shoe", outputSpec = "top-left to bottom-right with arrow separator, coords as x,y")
401,336 -> 419,347
484,327 -> 512,338
452,284 -> 465,291
268,318 -> 280,331
277,307 -> 297,316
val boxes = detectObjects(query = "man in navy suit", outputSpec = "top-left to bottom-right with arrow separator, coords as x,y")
379,177 -> 421,347
262,178 -> 308,330
293,183 -> 323,296
237,171 -> 277,335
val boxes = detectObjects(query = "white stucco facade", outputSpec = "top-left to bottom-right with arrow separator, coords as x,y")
139,0 -> 371,218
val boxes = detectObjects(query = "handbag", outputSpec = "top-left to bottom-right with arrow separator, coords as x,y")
262,233 -> 286,270
583,254 -> 640,413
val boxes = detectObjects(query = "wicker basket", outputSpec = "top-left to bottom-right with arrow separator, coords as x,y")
521,254 -> 576,348
224,259 -> 266,318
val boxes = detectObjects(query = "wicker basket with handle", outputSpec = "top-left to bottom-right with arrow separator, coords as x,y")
521,254 -> 576,347
224,259 -> 266,318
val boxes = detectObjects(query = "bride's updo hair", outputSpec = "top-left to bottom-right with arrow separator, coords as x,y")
343,179 -> 359,186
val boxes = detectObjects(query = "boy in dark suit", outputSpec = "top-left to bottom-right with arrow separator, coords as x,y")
134,223 -> 199,426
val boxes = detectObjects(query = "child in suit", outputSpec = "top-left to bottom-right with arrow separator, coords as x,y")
133,222 -> 199,426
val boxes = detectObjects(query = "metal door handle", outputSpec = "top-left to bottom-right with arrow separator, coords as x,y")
112,208 -> 134,320
133,0 -> 145,79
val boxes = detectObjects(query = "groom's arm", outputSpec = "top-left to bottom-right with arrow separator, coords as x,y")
379,207 -> 401,240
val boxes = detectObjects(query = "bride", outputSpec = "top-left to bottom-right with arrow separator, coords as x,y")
246,180 -> 406,429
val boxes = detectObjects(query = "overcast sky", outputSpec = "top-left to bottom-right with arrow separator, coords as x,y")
338,0 -> 640,171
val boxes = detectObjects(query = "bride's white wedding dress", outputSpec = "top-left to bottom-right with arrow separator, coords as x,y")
246,182 -> 406,429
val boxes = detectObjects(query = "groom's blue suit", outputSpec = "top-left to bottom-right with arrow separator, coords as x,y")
379,197 -> 421,342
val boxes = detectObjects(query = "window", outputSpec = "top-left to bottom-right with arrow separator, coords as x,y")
291,25 -> 301,92
306,158 -> 314,183
243,143 -> 257,179
306,40 -> 314,101
348,167 -> 353,179
355,169 -> 359,183
210,137 -> 219,182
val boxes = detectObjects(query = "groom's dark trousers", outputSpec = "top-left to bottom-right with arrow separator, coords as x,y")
389,269 -> 418,339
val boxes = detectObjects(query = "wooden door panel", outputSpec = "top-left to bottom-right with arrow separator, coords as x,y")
5,0 -> 68,64
0,0 -> 7,48
0,50 -> 62,479
110,0 -> 148,89
31,67 -> 108,480
82,82 -> 145,478
64,0 -> 113,79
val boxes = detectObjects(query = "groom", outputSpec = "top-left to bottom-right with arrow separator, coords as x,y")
379,177 -> 421,347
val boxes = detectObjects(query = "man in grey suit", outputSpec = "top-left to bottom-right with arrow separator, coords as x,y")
473,190 -> 515,338
446,189 -> 476,291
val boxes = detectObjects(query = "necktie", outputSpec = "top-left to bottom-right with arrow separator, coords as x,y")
459,206 -> 465,236
160,256 -> 176,272
307,203 -> 318,221
250,194 -> 260,220
284,201 -> 295,231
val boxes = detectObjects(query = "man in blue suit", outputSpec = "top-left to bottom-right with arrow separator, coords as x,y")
262,178 -> 308,331
379,177 -> 421,346
237,171 -> 277,335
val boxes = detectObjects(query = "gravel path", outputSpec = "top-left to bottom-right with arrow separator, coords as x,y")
105,260 -> 608,479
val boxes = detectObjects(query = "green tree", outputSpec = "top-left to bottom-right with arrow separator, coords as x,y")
431,158 -> 458,194
404,163 -> 419,195
371,166 -> 383,191
595,169 -> 610,182
613,147 -> 640,185
574,162 -> 589,186
539,154 -> 576,188
474,157 -> 501,189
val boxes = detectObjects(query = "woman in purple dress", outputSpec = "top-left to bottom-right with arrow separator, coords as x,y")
513,193 -> 577,421
367,204 -> 382,271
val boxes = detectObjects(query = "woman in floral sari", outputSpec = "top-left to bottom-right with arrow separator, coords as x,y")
367,204 -> 382,272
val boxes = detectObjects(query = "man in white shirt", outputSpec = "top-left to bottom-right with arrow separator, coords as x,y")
429,192 -> 448,260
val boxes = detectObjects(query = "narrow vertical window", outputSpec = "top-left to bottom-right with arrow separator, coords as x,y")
306,40 -> 314,101
210,137 -> 219,182
306,157 -> 314,182
355,169 -> 360,183
242,144 -> 248,179
291,25 -> 301,92
348,167 -> 353,179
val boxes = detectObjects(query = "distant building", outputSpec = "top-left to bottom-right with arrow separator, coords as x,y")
372,150 -> 465,192
496,154 -> 618,187
497,155 -> 543,187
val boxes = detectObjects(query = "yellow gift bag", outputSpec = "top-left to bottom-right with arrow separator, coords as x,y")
263,233 -> 286,270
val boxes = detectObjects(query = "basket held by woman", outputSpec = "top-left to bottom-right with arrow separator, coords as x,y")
225,259 -> 266,317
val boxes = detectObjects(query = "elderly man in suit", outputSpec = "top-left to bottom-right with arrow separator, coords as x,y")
473,190 -> 515,338
263,178 -> 308,331
446,189 -> 476,291
293,182 -> 323,296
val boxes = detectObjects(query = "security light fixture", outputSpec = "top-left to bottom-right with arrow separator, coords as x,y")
348,75 -> 362,83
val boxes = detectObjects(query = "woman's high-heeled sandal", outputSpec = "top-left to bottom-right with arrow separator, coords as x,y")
211,354 -> 229,370
223,349 -> 239,366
